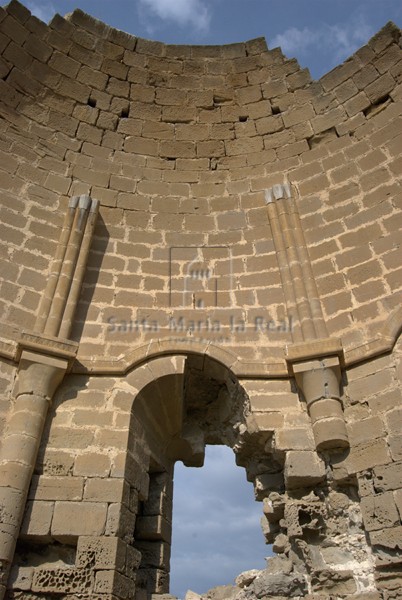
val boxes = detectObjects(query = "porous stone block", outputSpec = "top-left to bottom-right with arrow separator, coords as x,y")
374,462 -> 402,492
369,525 -> 402,550
361,492 -> 400,531
32,567 -> 92,593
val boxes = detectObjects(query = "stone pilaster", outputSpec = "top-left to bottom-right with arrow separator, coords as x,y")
0,341 -> 76,599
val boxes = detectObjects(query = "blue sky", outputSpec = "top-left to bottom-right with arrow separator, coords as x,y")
171,446 -> 267,598
18,0 -> 402,596
24,0 -> 402,78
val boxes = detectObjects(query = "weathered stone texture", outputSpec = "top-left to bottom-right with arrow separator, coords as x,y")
0,2 -> 401,599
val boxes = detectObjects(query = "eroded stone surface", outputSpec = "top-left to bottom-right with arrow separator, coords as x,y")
0,2 -> 401,600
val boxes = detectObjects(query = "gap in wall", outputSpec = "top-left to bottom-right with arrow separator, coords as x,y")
170,445 -> 269,599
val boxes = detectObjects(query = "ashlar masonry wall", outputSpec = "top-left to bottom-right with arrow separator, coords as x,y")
0,1 -> 401,599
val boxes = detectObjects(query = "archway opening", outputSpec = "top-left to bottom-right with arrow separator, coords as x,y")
170,445 -> 268,599
129,353 -> 277,599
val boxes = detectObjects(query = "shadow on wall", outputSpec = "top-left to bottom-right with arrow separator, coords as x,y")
69,213 -> 110,343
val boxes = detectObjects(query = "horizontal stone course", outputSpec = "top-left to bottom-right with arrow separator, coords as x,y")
0,7 -> 401,596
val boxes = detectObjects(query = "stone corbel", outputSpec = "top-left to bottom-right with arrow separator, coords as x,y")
286,339 -> 349,451
16,332 -> 78,372
15,350 -> 70,400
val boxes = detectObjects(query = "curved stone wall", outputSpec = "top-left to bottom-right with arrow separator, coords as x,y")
0,2 -> 402,599
0,0 -> 400,372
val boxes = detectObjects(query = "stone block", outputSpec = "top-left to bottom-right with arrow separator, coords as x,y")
105,503 -> 136,538
84,477 -> 129,504
275,427 -> 315,451
9,565 -> 34,591
388,435 -> 402,461
74,452 -> 111,477
20,500 -> 53,539
284,451 -> 326,489
48,51 -> 80,78
374,462 -> 402,492
385,408 -> 402,436
32,566 -> 92,593
95,569 -> 135,597
0,15 -> 29,44
137,567 -> 168,594
77,535 -> 128,572
369,525 -> 402,549
28,475 -> 84,501
345,438 -> 391,475
52,501 -> 108,541
135,541 -> 171,570
135,515 -> 171,543
361,491 -> 400,531
347,416 -> 386,446
344,91 -> 371,117
366,73 -> 396,103
311,569 -> 357,595
311,106 -> 346,134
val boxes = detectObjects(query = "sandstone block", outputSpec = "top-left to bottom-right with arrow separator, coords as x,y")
347,416 -> 386,446
95,569 -> 134,597
84,477 -> 129,503
320,58 -> 360,91
275,427 -> 315,451
8,565 -> 34,591
384,408 -> 402,436
374,462 -> 402,492
135,541 -> 171,570
344,91 -> 371,117
388,435 -> 402,461
49,51 -> 80,78
361,491 -> 400,531
284,451 -> 326,489
77,535 -> 129,571
283,103 -> 315,127
369,525 -> 402,549
135,515 -> 171,543
262,79 -> 287,99
366,73 -> 396,103
20,500 -> 53,539
0,15 -> 29,44
28,475 -> 84,501
74,452 -> 111,477
104,502 -> 134,538
52,501 -> 108,541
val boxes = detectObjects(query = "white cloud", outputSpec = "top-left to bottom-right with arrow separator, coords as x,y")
271,26 -> 320,56
138,0 -> 211,34
171,446 -> 269,599
25,1 -> 55,23
271,15 -> 374,66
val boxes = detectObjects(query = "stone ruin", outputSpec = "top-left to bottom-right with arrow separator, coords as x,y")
0,1 -> 401,598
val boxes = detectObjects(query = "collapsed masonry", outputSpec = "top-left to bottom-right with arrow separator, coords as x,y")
0,1 -> 401,598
